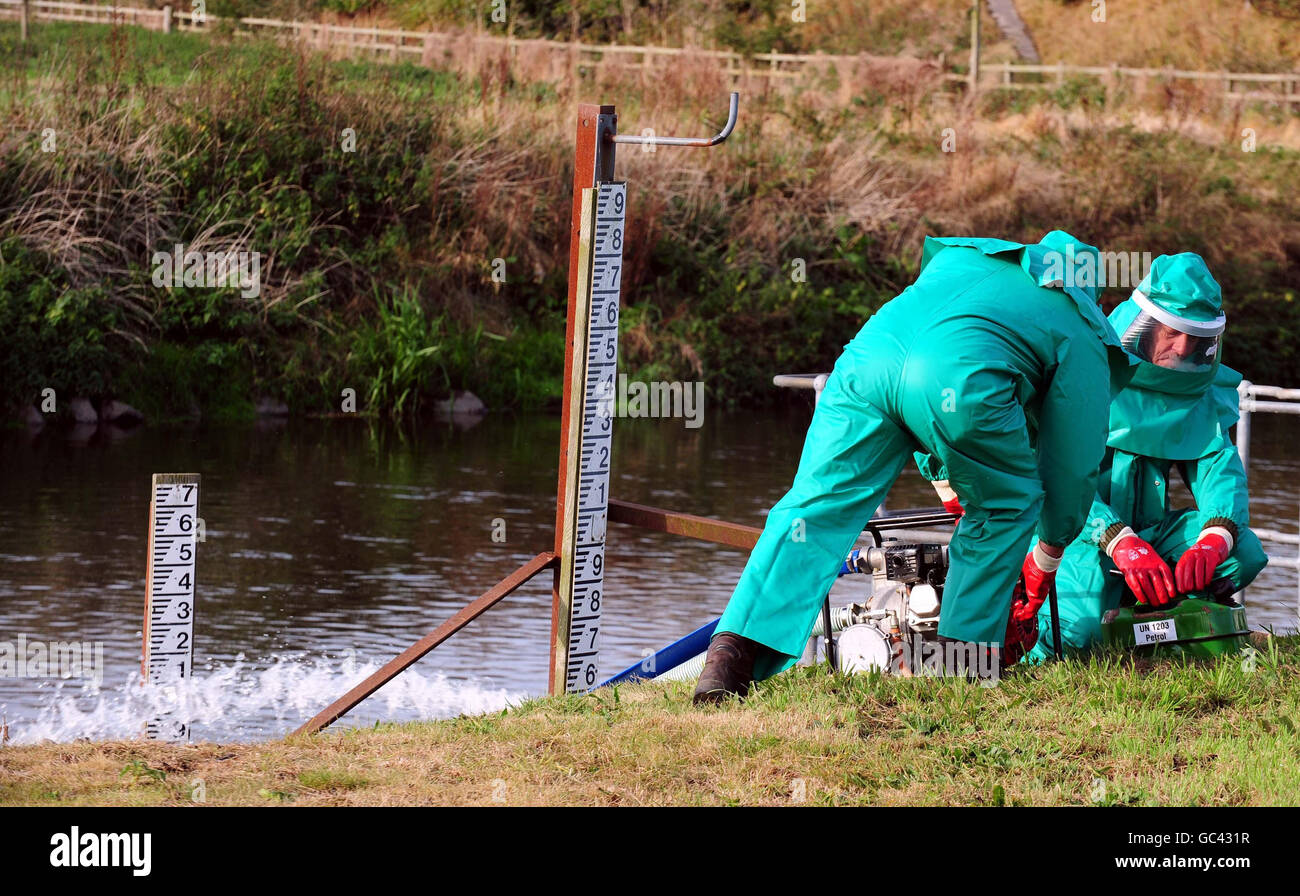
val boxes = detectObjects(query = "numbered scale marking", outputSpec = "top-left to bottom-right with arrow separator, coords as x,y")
143,473 -> 199,741
564,182 -> 626,692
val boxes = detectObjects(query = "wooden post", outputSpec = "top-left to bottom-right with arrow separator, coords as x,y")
20,0 -> 30,43
506,6 -> 515,79
968,2 -> 981,95
474,6 -> 483,78
163,4 -> 172,34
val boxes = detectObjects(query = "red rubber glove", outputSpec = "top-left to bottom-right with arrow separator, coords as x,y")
1112,535 -> 1176,608
1014,547 -> 1058,622
941,496 -> 964,517
1004,579 -> 1040,664
1175,533 -> 1230,594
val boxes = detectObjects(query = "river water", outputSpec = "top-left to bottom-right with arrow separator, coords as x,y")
2,408 -> 1296,743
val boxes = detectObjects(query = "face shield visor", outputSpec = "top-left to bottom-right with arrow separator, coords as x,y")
1119,290 -> 1224,372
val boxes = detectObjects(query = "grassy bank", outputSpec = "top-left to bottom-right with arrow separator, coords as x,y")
1,18 -> 1298,423
3,638 -> 1299,805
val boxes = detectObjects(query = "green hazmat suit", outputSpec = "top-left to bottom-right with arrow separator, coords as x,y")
1028,253 -> 1267,661
715,231 -> 1133,681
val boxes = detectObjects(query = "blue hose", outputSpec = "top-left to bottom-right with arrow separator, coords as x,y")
839,547 -> 866,576
599,619 -> 718,687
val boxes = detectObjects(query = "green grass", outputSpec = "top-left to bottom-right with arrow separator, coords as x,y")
0,20 -> 329,90
3,638 -> 1298,805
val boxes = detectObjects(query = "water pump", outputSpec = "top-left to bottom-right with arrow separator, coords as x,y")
832,540 -> 950,674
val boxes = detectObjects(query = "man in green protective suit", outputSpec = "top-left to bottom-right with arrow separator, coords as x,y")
693,231 -> 1134,703
1026,253 -> 1267,661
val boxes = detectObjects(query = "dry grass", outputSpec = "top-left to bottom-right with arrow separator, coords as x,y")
0,34 -> 328,327
1017,0 -> 1299,72
417,29 -> 1300,380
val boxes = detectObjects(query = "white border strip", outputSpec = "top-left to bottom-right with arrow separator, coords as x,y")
1131,289 -> 1225,337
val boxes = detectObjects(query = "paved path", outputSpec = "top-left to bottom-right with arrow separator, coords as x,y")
985,0 -> 1040,63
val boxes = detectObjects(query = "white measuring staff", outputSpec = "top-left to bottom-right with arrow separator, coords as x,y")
562,181 -> 627,692
142,473 -> 200,741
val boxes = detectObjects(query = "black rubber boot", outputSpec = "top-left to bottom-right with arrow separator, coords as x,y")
692,632 -> 761,705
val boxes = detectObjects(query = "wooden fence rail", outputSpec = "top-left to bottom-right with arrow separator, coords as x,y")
2,0 -> 1297,104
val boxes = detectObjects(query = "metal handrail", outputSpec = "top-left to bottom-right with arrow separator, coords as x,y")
611,92 -> 739,147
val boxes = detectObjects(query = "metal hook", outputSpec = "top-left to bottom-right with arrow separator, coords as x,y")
611,92 -> 739,147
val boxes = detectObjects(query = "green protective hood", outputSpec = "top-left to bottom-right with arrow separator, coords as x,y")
1136,252 -> 1224,328
921,231 -> 1137,393
1108,291 -> 1242,460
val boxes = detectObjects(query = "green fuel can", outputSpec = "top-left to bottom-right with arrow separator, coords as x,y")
1101,597 -> 1251,658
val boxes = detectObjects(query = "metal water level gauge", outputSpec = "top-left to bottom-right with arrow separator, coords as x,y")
558,181 -> 626,692
142,473 -> 200,740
